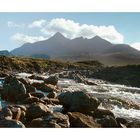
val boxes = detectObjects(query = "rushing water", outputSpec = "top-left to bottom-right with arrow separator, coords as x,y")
1,73 -> 140,122
58,78 -> 140,122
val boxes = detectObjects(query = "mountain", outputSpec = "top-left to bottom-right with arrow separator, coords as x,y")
0,50 -> 12,56
11,32 -> 140,66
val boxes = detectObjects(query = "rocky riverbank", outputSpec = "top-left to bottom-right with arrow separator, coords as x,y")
0,71 -> 140,128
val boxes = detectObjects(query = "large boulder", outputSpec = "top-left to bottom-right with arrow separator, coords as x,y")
90,108 -> 119,128
32,83 -> 55,92
26,102 -> 50,121
44,75 -> 58,85
10,105 -> 27,122
29,112 -> 69,128
0,107 -> 13,120
1,76 -> 27,102
67,112 -> 101,128
58,91 -> 100,113
18,78 -> 36,93
0,119 -> 25,128
96,115 -> 119,128
126,121 -> 140,128
92,109 -> 115,118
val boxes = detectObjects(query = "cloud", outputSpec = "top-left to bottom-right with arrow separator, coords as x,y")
131,42 -> 140,51
28,19 -> 46,28
40,18 -> 124,43
11,33 -> 46,44
10,18 -> 124,45
8,21 -> 25,28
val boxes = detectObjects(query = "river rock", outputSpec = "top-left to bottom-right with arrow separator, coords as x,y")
26,102 -> 50,121
96,115 -> 119,128
17,93 -> 32,102
23,96 -> 40,104
18,78 -> 30,86
10,107 -> 22,121
0,107 -> 13,120
126,121 -> 140,128
12,105 -> 27,112
32,83 -> 55,92
30,92 -> 46,99
8,105 -> 27,123
29,75 -> 44,80
18,78 -> 35,93
0,72 -> 9,77
49,98 -> 60,105
85,79 -> 97,85
19,77 -> 36,92
74,74 -> 85,83
41,97 -> 60,105
0,118 -> 25,128
44,75 -> 58,85
116,117 -> 128,125
47,91 -> 57,98
1,76 -> 27,102
26,85 -> 36,93
92,109 -> 115,118
29,112 -> 69,128
58,91 -> 100,113
67,112 -> 101,128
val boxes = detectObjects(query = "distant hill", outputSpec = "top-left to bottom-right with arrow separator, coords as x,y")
0,50 -> 12,56
31,53 -> 50,59
11,32 -> 140,66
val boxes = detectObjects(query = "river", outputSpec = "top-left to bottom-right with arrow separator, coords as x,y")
0,73 -> 140,123
58,78 -> 140,122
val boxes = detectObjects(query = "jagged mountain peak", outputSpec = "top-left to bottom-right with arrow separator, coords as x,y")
91,35 -> 109,42
51,32 -> 66,39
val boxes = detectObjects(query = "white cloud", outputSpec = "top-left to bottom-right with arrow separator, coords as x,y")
10,18 -> 125,45
131,42 -> 140,51
11,33 -> 46,44
8,21 -> 25,28
28,19 -> 46,28
40,18 -> 124,43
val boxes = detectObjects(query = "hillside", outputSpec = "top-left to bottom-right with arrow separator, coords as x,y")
0,56 -> 103,74
93,65 -> 140,87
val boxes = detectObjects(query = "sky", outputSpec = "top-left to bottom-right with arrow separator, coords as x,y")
0,12 -> 140,51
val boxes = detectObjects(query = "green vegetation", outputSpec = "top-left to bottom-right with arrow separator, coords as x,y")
0,56 -> 103,73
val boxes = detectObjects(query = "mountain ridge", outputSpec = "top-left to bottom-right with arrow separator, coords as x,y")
11,32 -> 140,66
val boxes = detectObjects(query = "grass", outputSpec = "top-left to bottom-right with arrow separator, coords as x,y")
0,56 -> 103,73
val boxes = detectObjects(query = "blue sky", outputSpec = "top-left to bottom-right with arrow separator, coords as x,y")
0,12 -> 140,51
